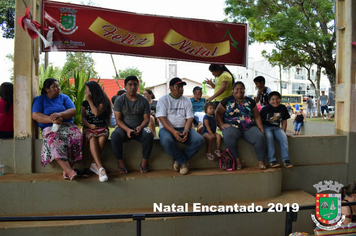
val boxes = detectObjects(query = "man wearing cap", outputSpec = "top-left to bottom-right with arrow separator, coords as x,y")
156,77 -> 204,175
190,86 -> 206,134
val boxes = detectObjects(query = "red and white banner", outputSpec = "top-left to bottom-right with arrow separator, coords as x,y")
42,0 -> 247,66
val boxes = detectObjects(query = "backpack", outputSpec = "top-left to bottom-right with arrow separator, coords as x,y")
219,148 -> 236,171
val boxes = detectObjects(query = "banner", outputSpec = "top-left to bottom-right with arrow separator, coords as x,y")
42,0 -> 247,66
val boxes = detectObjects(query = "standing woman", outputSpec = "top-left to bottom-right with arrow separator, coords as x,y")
205,64 -> 235,107
32,78 -> 82,180
0,82 -> 14,139
143,89 -> 158,138
82,81 -> 111,182
215,81 -> 267,170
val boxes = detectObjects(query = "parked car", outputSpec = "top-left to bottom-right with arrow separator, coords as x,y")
328,106 -> 335,116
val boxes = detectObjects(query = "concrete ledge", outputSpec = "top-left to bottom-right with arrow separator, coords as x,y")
287,119 -> 335,135
0,190 -> 315,236
0,168 -> 282,216
0,134 -> 348,174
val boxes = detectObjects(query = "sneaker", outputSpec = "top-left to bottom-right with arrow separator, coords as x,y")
90,163 -> 99,175
283,160 -> 294,168
81,168 -> 90,178
99,167 -> 108,182
269,161 -> 281,168
180,162 -> 189,175
173,161 -> 180,172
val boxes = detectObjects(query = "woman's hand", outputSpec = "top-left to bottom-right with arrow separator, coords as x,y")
50,113 -> 61,122
220,123 -> 230,130
85,92 -> 92,101
205,78 -> 214,87
90,124 -> 96,129
53,117 -> 63,125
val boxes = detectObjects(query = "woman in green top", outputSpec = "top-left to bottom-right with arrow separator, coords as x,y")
205,64 -> 235,107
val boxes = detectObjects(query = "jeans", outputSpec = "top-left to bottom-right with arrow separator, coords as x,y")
264,125 -> 290,163
294,121 -> 303,132
111,127 -> 154,160
222,126 -> 266,162
321,105 -> 329,114
159,127 -> 204,165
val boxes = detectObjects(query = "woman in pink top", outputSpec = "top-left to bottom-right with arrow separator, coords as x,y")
0,82 -> 14,139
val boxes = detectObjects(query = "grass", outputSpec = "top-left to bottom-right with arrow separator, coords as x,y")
305,117 -> 334,123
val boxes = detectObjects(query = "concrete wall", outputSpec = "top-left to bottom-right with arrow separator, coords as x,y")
287,119 -> 335,135
0,134 -> 351,195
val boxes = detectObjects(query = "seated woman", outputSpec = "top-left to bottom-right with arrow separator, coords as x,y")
293,109 -> 307,135
340,182 -> 356,225
82,81 -> 111,182
143,89 -> 158,138
216,81 -> 267,170
32,78 -> 82,181
0,82 -> 14,139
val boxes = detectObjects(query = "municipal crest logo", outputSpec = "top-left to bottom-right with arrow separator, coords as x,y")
311,181 -> 345,230
57,7 -> 78,35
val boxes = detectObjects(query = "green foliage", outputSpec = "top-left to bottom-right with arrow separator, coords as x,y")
117,67 -> 145,94
224,0 -> 336,91
73,70 -> 90,126
39,61 -> 89,126
0,0 -> 15,38
65,52 -> 99,78
5,53 -> 13,81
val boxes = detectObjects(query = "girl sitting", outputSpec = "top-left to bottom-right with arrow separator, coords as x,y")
202,102 -> 222,160
82,81 -> 112,182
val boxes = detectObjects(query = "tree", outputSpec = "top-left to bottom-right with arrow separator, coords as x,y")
65,52 -> 99,78
117,67 -> 145,94
5,53 -> 13,81
0,0 -> 15,38
224,0 -> 336,92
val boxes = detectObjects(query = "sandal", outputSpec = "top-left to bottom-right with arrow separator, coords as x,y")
206,153 -> 214,161
140,164 -> 149,173
236,164 -> 243,170
259,164 -> 266,170
69,170 -> 77,181
63,171 -> 69,180
214,150 -> 222,158
118,166 -> 128,174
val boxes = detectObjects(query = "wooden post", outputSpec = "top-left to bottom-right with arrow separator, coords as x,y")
13,0 -> 40,173
335,0 -> 356,182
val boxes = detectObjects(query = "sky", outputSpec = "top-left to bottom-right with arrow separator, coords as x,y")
0,0 -> 268,87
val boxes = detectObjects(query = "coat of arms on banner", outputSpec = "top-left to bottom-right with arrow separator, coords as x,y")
311,181 -> 345,230
57,7 -> 78,35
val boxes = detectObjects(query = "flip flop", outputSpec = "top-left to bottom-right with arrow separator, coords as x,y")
140,163 -> 149,173
206,153 -> 214,161
118,166 -> 128,174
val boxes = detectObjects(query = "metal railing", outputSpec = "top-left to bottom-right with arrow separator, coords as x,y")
1,202 -> 355,236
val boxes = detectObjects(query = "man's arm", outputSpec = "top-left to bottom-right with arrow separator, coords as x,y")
158,116 -> 185,142
115,111 -> 134,138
